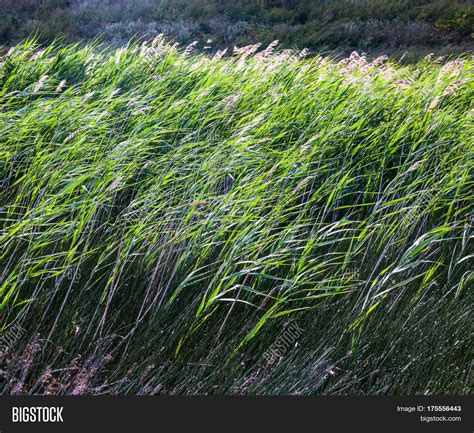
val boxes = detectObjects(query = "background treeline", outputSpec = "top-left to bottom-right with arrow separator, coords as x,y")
1,1 -> 473,60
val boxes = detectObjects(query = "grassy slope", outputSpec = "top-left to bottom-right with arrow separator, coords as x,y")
2,0 -> 473,61
0,39 -> 472,395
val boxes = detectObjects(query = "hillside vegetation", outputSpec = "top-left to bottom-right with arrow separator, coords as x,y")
0,38 -> 472,394
1,0 -> 473,61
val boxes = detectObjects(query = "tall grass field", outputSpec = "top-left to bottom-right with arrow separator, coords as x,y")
0,38 -> 472,395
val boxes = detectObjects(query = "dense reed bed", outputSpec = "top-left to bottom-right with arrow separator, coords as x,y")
0,38 -> 472,395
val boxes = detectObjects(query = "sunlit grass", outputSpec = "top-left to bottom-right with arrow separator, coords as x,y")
0,38 -> 472,395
